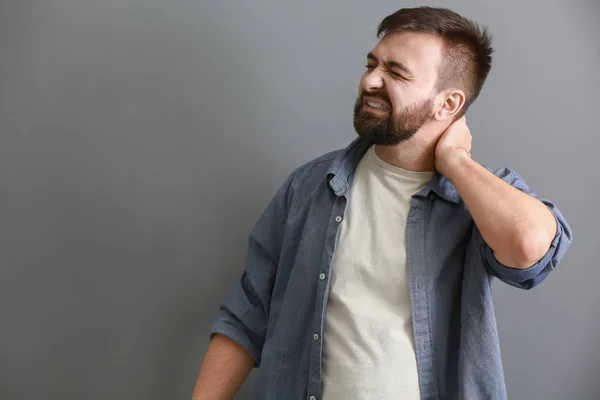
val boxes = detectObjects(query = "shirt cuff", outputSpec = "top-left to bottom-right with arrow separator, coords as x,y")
209,313 -> 263,367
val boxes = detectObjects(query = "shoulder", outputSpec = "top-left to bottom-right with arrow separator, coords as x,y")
280,147 -> 343,193
267,147 -> 345,216
483,165 -> 532,193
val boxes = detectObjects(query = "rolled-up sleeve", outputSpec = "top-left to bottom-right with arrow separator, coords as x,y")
209,174 -> 293,366
477,167 -> 573,289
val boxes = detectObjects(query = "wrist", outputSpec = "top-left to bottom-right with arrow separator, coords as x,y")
438,148 -> 471,182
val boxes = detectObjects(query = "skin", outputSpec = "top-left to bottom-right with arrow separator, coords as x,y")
191,29 -> 559,400
360,30 -> 557,269
190,334 -> 254,400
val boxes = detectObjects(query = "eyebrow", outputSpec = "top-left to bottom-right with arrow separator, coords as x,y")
367,52 -> 414,77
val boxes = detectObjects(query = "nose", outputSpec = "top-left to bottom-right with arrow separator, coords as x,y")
363,68 -> 385,92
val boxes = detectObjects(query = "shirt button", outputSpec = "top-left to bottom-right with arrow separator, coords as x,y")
309,396 -> 316,400
319,273 -> 326,280
335,215 -> 342,223
429,192 -> 436,200
313,333 -> 319,341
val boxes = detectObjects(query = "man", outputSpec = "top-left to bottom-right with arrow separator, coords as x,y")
191,7 -> 571,400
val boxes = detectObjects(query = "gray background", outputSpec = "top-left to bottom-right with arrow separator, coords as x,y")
0,0 -> 597,399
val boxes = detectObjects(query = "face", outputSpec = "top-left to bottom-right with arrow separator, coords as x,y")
353,31 -> 445,145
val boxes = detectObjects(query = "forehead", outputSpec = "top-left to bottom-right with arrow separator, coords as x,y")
371,30 -> 444,82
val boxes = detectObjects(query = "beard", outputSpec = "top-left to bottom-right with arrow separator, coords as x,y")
353,90 -> 434,146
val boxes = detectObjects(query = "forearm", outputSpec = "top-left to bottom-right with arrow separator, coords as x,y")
191,334 -> 255,400
445,153 -> 557,269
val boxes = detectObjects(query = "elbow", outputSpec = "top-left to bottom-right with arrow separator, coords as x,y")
511,230 -> 551,269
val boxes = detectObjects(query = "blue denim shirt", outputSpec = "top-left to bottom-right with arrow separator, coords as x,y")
210,137 -> 572,400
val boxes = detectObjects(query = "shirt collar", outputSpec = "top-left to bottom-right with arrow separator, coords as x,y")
325,136 -> 461,204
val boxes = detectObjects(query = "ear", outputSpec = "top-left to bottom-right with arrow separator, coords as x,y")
433,89 -> 465,121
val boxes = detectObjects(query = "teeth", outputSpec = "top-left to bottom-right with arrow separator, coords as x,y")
367,101 -> 388,110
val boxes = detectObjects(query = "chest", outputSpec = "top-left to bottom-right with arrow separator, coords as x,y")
273,190 -> 474,319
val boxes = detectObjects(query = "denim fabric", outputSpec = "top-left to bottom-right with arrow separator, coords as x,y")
210,137 -> 572,400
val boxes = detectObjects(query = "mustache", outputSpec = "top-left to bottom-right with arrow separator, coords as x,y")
360,89 -> 391,105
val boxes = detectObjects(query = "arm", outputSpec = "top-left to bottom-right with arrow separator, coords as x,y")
190,334 -> 254,400
436,117 -> 557,269
444,153 -> 556,269
193,172 -> 293,398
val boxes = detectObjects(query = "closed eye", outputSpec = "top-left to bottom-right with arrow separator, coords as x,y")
390,70 -> 405,79
365,64 -> 405,80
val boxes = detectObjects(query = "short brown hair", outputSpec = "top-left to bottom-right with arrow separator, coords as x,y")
378,7 -> 493,116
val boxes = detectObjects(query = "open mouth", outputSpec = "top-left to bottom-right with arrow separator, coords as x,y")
364,98 -> 390,112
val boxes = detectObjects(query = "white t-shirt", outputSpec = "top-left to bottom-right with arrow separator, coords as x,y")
322,144 -> 434,400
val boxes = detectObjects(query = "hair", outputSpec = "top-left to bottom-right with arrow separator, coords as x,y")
377,7 -> 493,116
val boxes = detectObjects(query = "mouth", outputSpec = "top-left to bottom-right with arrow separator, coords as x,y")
363,97 -> 390,112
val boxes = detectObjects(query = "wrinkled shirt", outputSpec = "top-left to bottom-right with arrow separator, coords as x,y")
209,137 -> 572,400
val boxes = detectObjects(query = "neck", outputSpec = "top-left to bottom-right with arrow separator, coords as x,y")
373,128 -> 441,172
